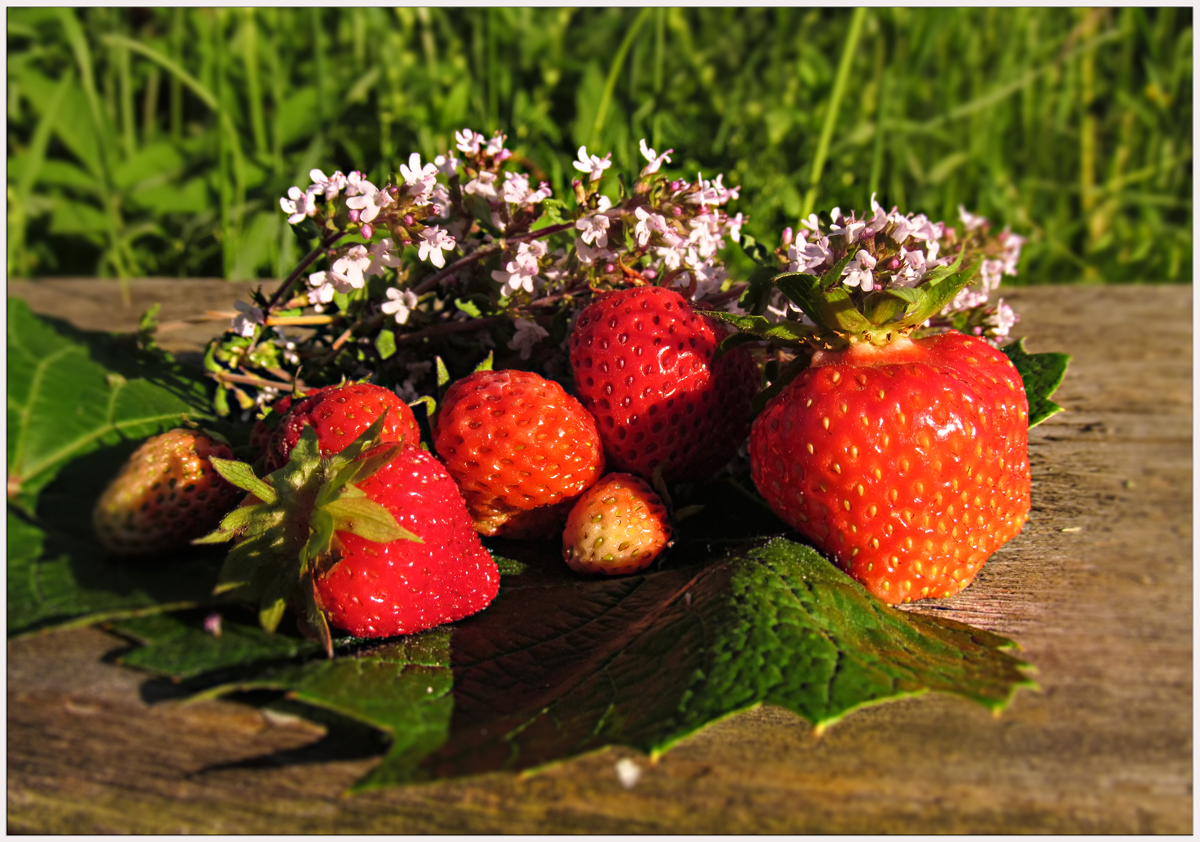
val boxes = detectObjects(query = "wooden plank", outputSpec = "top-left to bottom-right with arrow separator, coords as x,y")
6,282 -> 1192,833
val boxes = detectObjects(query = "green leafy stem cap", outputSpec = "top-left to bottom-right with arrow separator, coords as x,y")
710,247 -> 979,353
196,410 -> 419,657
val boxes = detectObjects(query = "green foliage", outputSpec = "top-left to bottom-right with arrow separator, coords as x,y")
7,8 -> 1191,283
109,538 -> 1033,791
7,297 -> 214,513
1003,339 -> 1071,426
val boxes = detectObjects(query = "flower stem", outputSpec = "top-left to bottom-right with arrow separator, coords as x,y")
266,229 -> 344,312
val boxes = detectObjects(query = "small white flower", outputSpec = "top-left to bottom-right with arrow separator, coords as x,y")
429,184 -> 452,218
345,178 -> 393,223
572,145 -> 612,182
576,238 -> 616,266
455,129 -> 485,156
329,244 -> 372,291
230,300 -> 263,338
502,171 -> 550,205
725,212 -> 745,243
979,258 -> 1005,293
463,171 -> 499,201
418,225 -> 456,268
892,247 -> 928,288
279,186 -> 318,225
575,212 -> 611,248
508,318 -> 549,359
864,193 -> 890,237
380,287 -> 419,325
841,249 -> 878,292
634,206 -> 669,247
787,236 -> 833,274
799,213 -> 822,233
958,205 -> 988,233
830,212 -> 866,245
400,153 -> 439,202
434,153 -> 461,176
989,298 -> 1018,338
485,132 -> 506,157
366,238 -> 402,277
999,229 -> 1024,276
308,169 -> 347,199
306,271 -> 337,304
638,138 -> 674,177
344,171 -> 377,198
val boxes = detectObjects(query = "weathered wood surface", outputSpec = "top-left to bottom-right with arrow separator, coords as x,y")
6,280 -> 1192,834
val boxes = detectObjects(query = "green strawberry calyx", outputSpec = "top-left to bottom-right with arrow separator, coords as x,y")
711,246 -> 977,355
196,410 -> 419,656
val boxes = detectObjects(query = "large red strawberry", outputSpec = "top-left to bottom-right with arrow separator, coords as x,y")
432,369 -> 605,537
263,382 -> 420,471
718,248 -> 1032,604
751,332 -> 1030,603
562,472 -> 672,576
201,415 -> 498,654
93,428 -> 241,556
569,285 -> 759,484
316,444 -> 499,638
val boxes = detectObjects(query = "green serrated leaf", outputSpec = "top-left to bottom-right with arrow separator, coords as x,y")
7,298 -> 214,514
115,536 -> 1034,791
774,272 -> 873,336
321,496 -> 422,544
1003,339 -> 1071,427
209,458 -> 277,504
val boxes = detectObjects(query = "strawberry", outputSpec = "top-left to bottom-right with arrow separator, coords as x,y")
562,472 -> 672,575
569,285 -> 759,485
432,369 -> 605,537
201,415 -> 499,654
316,444 -> 499,638
248,387 -> 325,461
263,382 -> 421,471
715,245 -> 1032,604
751,332 -> 1030,603
93,428 -> 241,556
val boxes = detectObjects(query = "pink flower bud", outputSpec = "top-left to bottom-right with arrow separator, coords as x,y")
672,206 -> 683,216
605,263 -> 616,273
888,257 -> 901,271
781,227 -> 794,247
669,181 -> 682,192
360,223 -> 374,239
348,209 -> 361,223
403,214 -> 415,226
643,268 -> 658,280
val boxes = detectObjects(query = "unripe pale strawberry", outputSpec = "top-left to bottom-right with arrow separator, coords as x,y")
562,472 -> 672,575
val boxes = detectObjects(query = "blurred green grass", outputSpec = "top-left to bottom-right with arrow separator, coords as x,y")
6,7 -> 1192,284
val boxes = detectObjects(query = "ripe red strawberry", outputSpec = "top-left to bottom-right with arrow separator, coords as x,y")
263,382 -> 420,472
562,472 -> 672,575
93,428 -> 241,556
202,416 -> 499,654
316,444 -> 500,638
750,331 -> 1031,604
569,285 -> 759,484
432,369 -> 605,537
248,387 -> 325,460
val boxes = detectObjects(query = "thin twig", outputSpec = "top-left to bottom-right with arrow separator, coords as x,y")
265,230 -> 345,312
209,370 -> 303,391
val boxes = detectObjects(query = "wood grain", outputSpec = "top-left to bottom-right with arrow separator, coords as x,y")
6,282 -> 1192,833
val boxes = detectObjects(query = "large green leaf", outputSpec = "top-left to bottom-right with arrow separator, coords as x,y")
110,537 -> 1034,792
7,297 -> 214,513
8,509 -> 224,637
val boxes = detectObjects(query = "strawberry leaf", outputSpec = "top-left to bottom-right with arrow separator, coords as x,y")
1003,338 -> 1071,427
209,457 -> 277,504
7,297 -> 215,515
321,495 -> 421,544
109,537 -> 1034,791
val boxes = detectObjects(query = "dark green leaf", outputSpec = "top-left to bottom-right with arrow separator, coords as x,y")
7,508 -> 223,637
7,298 -> 213,513
774,272 -> 873,335
210,457 -> 276,504
321,496 -> 421,544
706,310 -> 816,347
374,329 -> 397,361
1003,338 -> 1071,427
113,537 -> 1033,790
